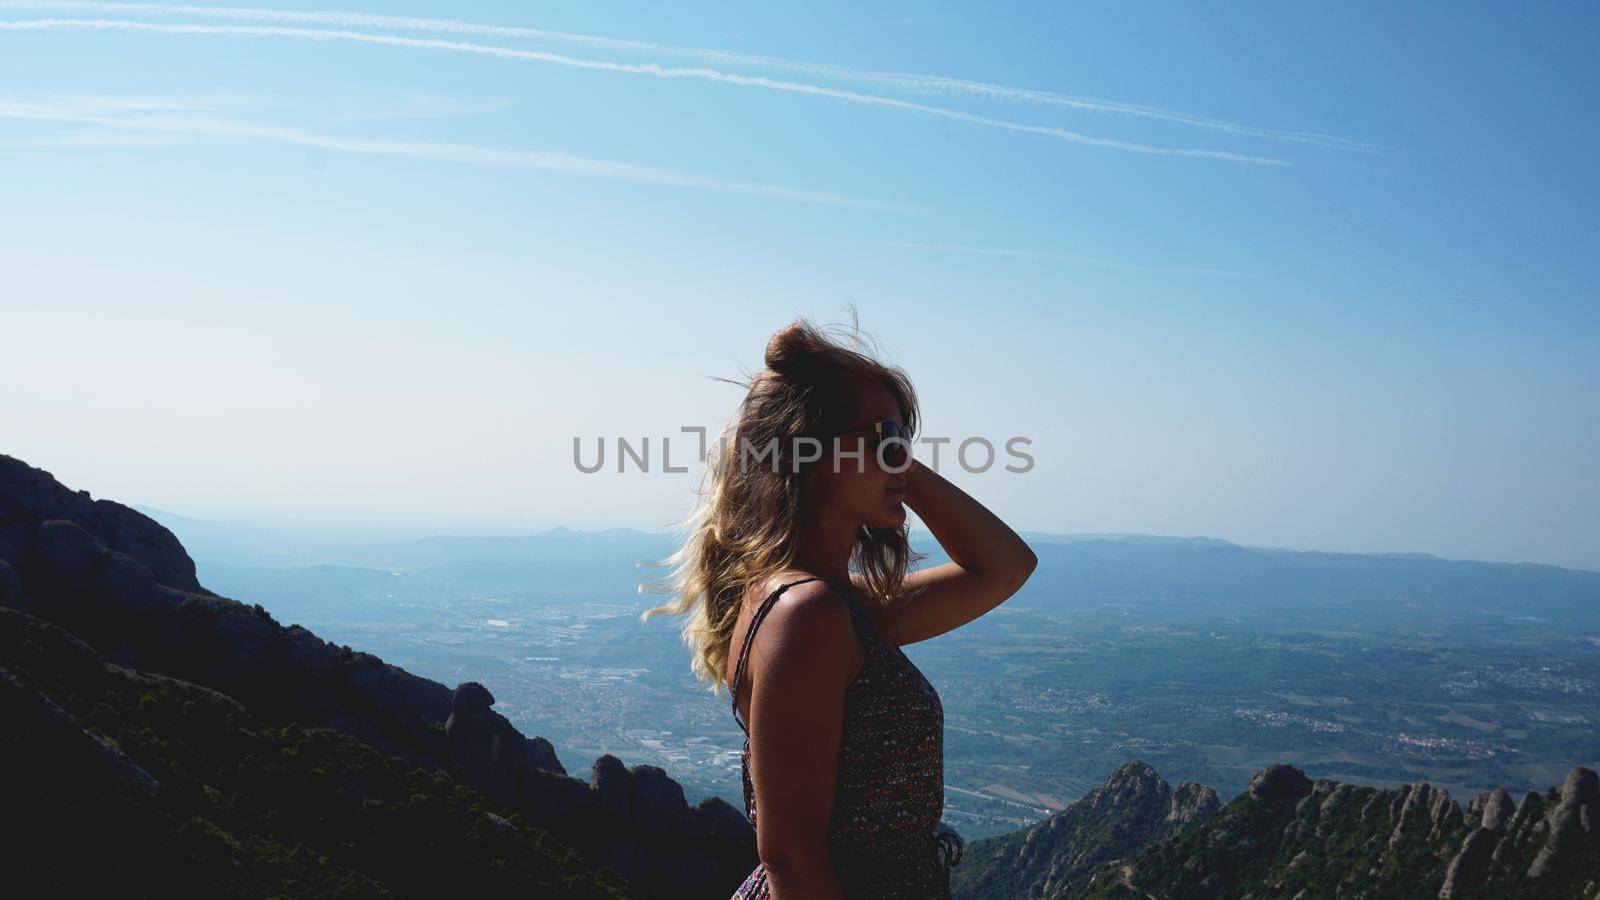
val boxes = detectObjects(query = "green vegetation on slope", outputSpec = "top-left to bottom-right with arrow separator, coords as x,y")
1,606 -> 626,898
1077,765 -> 1600,899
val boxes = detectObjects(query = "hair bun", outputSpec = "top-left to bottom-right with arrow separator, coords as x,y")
763,321 -> 824,377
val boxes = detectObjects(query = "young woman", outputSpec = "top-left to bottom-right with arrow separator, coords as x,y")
642,316 -> 1037,899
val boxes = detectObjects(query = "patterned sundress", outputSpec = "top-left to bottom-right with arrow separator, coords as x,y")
728,576 -> 964,898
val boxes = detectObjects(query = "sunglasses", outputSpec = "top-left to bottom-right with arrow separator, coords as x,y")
823,419 -> 915,469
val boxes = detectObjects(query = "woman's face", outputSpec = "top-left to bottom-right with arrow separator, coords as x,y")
811,378 -> 910,529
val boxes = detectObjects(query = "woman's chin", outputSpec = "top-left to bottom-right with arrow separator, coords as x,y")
868,506 -> 907,528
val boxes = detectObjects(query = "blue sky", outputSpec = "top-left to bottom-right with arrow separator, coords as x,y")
2,2 -> 1596,569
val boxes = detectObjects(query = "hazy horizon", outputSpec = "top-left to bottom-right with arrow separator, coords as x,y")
105,498 -> 1597,575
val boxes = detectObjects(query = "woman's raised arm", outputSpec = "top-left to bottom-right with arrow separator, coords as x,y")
885,458 -> 1038,645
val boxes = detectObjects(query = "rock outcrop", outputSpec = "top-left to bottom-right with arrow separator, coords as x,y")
584,753 -> 756,886
953,757 -> 1600,899
0,454 -> 201,593
446,680 -> 569,791
1068,763 -> 1600,899
952,760 -> 1220,898
1523,768 -> 1599,885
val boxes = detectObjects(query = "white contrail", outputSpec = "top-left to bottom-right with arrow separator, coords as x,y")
0,98 -> 920,211
0,1 -> 1374,151
0,130 -> 180,147
882,241 -> 1258,279
0,17 -> 1293,165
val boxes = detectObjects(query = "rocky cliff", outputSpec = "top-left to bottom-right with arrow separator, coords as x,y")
952,760 -> 1221,898
1078,762 -> 1600,898
953,755 -> 1600,899
0,454 -> 754,897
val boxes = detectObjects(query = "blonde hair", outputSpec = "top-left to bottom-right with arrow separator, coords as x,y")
639,311 -> 925,691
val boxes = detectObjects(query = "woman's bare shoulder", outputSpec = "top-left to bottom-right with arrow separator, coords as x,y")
747,576 -> 858,673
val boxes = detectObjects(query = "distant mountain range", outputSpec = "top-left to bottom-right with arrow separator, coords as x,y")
135,506 -> 1599,590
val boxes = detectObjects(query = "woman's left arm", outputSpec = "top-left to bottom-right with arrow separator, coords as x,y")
885,457 -> 1038,645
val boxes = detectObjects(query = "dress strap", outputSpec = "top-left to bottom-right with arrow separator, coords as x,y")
729,576 -> 822,734
831,583 -> 890,651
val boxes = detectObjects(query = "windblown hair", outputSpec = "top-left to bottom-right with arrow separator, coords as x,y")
639,312 -> 924,691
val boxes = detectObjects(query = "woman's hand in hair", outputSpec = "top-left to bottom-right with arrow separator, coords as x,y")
888,458 -> 1038,645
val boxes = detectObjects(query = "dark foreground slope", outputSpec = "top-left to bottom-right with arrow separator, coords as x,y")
0,455 -> 755,898
1,605 -> 625,897
953,761 -> 1220,899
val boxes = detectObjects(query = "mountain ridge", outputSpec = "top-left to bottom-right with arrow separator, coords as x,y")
1,453 -> 754,897
132,507 -> 1600,577
952,758 -> 1600,899
952,760 -> 1221,898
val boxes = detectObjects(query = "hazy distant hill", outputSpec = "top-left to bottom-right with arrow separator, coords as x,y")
141,508 -> 1599,628
135,505 -> 678,567
146,512 -> 1600,635
1012,533 -> 1600,618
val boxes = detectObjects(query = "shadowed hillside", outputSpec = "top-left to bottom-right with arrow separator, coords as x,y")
0,454 -> 754,898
